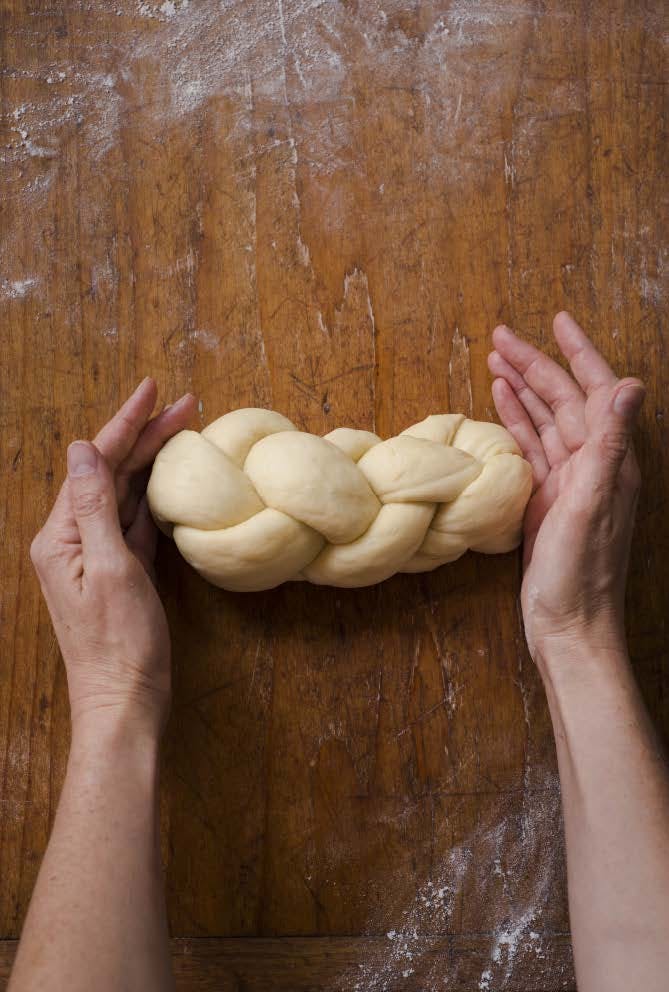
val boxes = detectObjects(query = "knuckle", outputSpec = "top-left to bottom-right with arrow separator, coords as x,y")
29,532 -> 45,568
551,393 -> 570,413
525,356 -> 542,379
598,430 -> 628,459
89,552 -> 134,585
29,531 -> 64,574
73,488 -> 107,518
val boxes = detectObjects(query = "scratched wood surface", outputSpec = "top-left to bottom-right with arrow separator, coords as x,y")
0,1 -> 666,989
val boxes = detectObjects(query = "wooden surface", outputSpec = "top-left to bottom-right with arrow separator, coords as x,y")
0,935 -> 576,990
1,0 -> 666,989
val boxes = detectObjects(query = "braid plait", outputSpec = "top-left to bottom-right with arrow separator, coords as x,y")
147,408 -> 532,591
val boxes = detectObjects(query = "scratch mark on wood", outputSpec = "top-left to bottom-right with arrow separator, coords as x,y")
448,327 -> 473,416
395,697 -> 450,738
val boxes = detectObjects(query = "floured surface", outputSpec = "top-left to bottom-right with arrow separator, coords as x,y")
338,780 -> 569,990
1,2 -> 667,990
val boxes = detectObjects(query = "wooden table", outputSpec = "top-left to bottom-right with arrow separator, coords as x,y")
1,1 -> 666,988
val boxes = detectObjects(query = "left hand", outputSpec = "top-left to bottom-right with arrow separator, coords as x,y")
29,379 -> 196,737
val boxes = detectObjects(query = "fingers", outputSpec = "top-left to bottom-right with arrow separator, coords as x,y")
47,384 -> 194,540
92,377 -> 158,468
125,495 -> 158,580
66,442 -> 127,573
36,377 -> 159,538
492,323 -> 585,408
489,351 -> 570,468
584,377 -> 645,492
492,323 -> 586,449
552,311 -> 617,396
490,378 -> 550,486
119,393 -> 196,477
32,382 -> 193,588
115,393 -> 197,527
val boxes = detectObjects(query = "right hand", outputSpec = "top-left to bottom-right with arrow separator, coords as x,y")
487,312 -> 644,667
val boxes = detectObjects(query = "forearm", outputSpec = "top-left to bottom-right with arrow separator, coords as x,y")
9,711 -> 174,992
538,636 -> 669,992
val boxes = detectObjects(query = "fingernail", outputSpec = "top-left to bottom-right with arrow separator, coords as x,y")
133,376 -> 153,396
613,383 -> 645,417
67,441 -> 97,477
166,394 -> 193,413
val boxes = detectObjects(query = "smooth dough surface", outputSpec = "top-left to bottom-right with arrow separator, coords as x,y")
147,408 -> 533,590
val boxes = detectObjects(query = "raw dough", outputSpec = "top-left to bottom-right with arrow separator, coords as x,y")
147,409 -> 532,591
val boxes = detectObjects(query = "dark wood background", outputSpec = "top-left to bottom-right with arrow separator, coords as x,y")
1,1 -> 666,988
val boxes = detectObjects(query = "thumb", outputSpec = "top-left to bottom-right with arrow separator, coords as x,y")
67,441 -> 126,569
590,377 -> 645,488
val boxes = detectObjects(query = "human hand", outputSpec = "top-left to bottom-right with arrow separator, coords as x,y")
30,379 -> 196,737
488,312 -> 644,667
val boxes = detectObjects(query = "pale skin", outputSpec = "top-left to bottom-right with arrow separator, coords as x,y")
489,313 -> 669,991
9,382 -> 197,992
9,313 -> 669,991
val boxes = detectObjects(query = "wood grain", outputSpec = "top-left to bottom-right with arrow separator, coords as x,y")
0,0 -> 666,989
0,936 -> 574,991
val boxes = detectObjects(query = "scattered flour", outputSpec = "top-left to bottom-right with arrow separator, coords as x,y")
336,775 -> 568,991
2,0 -> 535,216
177,329 -> 221,352
1,277 -> 38,300
479,968 -> 493,990
137,0 -> 190,19
7,0 -> 658,318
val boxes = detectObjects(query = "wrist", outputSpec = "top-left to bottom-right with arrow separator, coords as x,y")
70,702 -> 164,762
533,627 -> 631,698
528,608 -> 626,671
68,678 -> 170,741
534,637 -> 647,769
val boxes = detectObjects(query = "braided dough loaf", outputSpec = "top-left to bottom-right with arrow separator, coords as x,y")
147,409 -> 532,591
